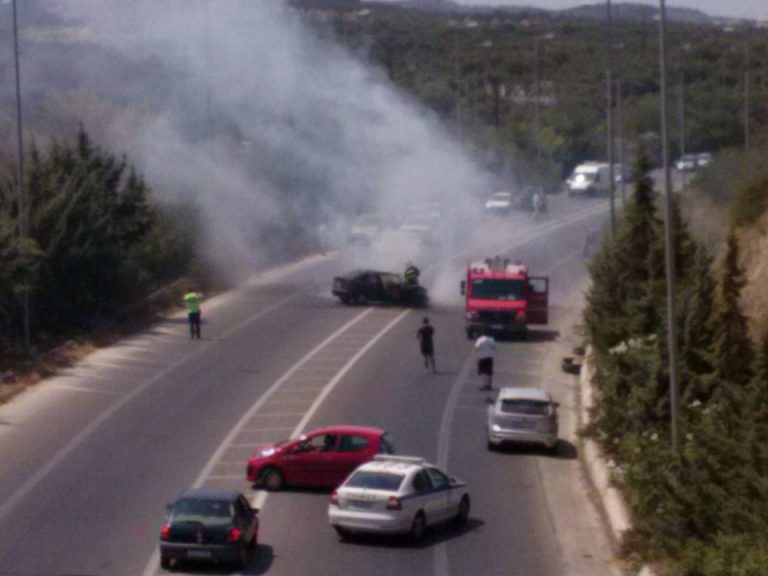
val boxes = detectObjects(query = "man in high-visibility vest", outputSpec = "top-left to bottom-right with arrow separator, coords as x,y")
184,289 -> 203,340
404,262 -> 420,289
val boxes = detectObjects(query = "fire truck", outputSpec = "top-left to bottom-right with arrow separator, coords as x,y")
460,257 -> 549,340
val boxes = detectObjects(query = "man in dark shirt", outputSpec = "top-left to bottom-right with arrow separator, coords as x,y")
417,317 -> 436,373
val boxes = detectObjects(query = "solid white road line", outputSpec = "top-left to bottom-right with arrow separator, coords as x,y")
0,293 -> 297,526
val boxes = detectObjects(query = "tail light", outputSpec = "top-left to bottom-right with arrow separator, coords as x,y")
386,496 -> 402,510
160,523 -> 171,541
466,311 -> 479,321
330,491 -> 339,506
226,527 -> 242,543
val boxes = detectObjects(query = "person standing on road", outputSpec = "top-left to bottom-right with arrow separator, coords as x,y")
417,317 -> 436,373
184,289 -> 203,340
475,330 -> 496,390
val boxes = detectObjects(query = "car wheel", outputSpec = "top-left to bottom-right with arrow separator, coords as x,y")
410,511 -> 427,542
487,440 -> 496,451
340,295 -> 350,305
261,467 -> 285,491
466,328 -> 475,341
455,495 -> 470,526
160,556 -> 174,571
355,293 -> 367,305
334,526 -> 351,539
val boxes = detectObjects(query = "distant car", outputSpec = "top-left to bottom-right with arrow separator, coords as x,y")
332,270 -> 428,307
484,191 -> 513,214
328,455 -> 470,541
487,387 -> 559,451
565,162 -> 612,197
160,489 -> 259,571
247,425 -> 395,491
696,152 -> 713,168
675,154 -> 698,172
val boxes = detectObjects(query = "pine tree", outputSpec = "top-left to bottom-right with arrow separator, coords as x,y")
707,229 -> 754,403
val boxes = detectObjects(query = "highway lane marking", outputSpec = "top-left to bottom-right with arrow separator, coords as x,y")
0,292 -> 297,526
140,307 -> 410,576
50,384 -> 124,396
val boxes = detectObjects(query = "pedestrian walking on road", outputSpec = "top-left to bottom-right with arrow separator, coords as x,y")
184,289 -> 203,340
417,317 -> 436,373
475,330 -> 496,390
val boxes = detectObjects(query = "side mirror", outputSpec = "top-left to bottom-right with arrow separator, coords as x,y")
460,280 -> 466,296
251,507 -> 260,514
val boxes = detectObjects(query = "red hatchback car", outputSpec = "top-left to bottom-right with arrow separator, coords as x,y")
246,426 -> 395,491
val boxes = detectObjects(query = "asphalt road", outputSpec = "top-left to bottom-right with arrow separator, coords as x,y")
0,193 -> 614,576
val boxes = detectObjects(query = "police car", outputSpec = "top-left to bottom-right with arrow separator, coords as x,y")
328,455 -> 470,541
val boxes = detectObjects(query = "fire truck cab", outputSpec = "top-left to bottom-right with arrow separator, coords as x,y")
460,257 -> 549,340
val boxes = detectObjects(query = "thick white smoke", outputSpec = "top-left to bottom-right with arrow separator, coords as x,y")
32,1 -> 509,301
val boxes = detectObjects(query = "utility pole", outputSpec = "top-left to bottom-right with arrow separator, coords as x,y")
606,0 -> 616,237
658,0 -> 680,454
488,75 -> 503,136
617,77 -> 626,201
12,0 -> 30,352
744,43 -> 750,151
677,53 -> 686,193
534,36 -> 540,157
453,34 -> 463,142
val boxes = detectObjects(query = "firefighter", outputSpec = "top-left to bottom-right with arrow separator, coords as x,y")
404,262 -> 421,289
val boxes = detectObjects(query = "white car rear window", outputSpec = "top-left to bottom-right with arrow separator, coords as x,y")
500,399 -> 550,416
346,471 -> 404,491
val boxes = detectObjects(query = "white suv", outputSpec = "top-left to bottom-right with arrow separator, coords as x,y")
328,455 -> 470,541
487,387 -> 559,451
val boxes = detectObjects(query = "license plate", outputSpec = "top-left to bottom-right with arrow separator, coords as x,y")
492,324 -> 503,330
188,550 -> 212,559
349,499 -> 376,509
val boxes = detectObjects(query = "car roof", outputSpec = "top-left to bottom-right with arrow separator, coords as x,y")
178,488 -> 241,502
498,387 -> 552,402
353,455 -> 429,476
308,425 -> 384,437
343,269 -> 381,278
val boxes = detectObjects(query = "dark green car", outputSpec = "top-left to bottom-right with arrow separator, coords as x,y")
160,489 -> 259,571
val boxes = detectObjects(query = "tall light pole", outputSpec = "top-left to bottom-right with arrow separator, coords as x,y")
677,52 -> 686,193
659,0 -> 680,454
614,41 -> 626,202
453,33 -> 463,142
744,43 -> 751,151
12,0 -> 30,351
606,0 -> 616,237
533,32 -> 555,158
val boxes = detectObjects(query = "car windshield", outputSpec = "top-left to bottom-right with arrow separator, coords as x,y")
172,499 -> 234,527
500,399 -> 551,416
491,193 -> 511,201
471,279 -> 523,300
345,471 -> 404,491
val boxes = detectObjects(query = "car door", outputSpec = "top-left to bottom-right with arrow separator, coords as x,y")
408,469 -> 437,523
426,468 -> 454,522
527,277 -> 549,325
285,433 -> 338,486
331,434 -> 373,485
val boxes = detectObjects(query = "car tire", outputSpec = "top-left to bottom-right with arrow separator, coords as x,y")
340,296 -> 350,305
355,293 -> 367,305
261,467 -> 285,491
160,556 -> 173,571
487,440 -> 496,451
334,526 -> 351,540
454,495 -> 470,526
410,511 -> 427,542
466,328 -> 475,341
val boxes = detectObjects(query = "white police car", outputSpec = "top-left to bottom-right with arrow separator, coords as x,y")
328,455 -> 470,541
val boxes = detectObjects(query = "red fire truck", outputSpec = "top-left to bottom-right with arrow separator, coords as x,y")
460,257 -> 549,339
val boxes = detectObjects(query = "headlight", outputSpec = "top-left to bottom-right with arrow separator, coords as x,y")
259,448 -> 276,457
491,424 -> 501,432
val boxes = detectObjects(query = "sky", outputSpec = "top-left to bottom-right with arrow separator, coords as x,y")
420,0 -> 768,20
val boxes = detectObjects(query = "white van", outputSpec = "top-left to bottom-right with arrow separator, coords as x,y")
565,162 -> 612,197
